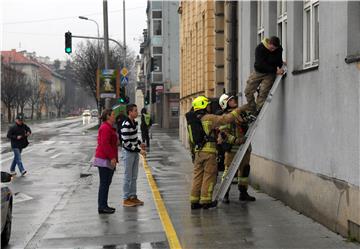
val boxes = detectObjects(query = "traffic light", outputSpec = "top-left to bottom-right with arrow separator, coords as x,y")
118,96 -> 129,104
118,86 -> 129,104
144,91 -> 149,105
65,31 -> 72,54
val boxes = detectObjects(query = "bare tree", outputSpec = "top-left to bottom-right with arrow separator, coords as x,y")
43,89 -> 52,118
15,80 -> 31,115
28,79 -> 41,120
72,40 -> 136,106
52,90 -> 65,118
1,63 -> 24,122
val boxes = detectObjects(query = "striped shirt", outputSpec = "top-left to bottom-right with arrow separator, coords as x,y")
121,117 -> 141,152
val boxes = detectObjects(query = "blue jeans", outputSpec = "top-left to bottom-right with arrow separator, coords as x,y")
10,148 -> 25,173
122,150 -> 139,200
98,167 -> 114,209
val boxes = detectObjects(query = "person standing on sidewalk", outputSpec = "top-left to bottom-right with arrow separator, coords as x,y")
121,104 -> 147,207
188,96 -> 249,209
115,110 -> 127,146
94,109 -> 118,214
140,108 -> 152,149
7,113 -> 31,176
245,36 -> 284,115
218,94 -> 256,204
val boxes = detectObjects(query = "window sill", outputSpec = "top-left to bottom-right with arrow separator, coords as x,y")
345,54 -> 360,64
292,65 -> 319,75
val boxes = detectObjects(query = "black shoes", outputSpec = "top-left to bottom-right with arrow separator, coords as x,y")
202,201 -> 218,209
222,192 -> 230,204
191,203 -> 202,210
191,201 -> 218,210
98,207 -> 115,214
107,206 -> 116,211
239,191 -> 256,202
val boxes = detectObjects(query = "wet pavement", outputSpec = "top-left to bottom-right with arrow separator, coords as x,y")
2,120 -> 359,248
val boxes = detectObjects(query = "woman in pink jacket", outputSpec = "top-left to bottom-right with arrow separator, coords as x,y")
94,109 -> 119,214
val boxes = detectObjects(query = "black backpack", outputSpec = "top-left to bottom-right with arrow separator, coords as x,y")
185,110 -> 213,151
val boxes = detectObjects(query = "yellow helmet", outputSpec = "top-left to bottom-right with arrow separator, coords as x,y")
192,96 -> 209,111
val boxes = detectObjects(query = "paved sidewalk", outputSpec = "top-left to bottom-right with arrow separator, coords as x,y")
28,126 -> 359,249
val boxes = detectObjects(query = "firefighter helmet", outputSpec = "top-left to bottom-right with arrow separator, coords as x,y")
219,94 -> 235,110
192,96 -> 210,112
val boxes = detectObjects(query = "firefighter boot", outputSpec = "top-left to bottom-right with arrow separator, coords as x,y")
222,189 -> 230,204
202,200 -> 218,209
191,203 -> 202,210
239,185 -> 256,202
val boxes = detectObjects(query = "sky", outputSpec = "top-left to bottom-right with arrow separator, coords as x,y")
1,0 -> 148,61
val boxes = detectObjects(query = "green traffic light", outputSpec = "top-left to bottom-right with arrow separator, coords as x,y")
65,47 -> 72,54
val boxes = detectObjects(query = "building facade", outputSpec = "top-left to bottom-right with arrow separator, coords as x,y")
237,1 -> 359,239
179,1 -> 238,147
179,0 -> 360,239
1,49 -> 67,120
140,0 -> 180,129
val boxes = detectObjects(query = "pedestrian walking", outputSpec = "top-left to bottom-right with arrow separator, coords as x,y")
218,94 -> 255,203
187,96 -> 249,209
245,36 -> 284,115
121,104 -> 147,207
93,109 -> 118,214
7,113 -> 31,176
140,108 -> 152,149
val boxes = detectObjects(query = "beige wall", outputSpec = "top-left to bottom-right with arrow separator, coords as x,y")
179,1 -> 218,145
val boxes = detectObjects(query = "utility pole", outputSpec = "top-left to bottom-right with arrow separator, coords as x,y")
103,0 -> 110,109
123,0 -> 126,67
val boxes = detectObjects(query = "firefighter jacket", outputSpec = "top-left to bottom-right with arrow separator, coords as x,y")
219,108 -> 248,153
196,105 -> 248,154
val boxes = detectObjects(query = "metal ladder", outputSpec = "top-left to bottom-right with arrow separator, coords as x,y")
213,67 -> 287,202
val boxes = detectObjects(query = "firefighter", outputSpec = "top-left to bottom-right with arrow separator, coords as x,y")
218,94 -> 256,203
188,96 -> 250,209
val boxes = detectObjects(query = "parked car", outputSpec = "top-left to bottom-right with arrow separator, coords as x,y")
1,172 -> 13,247
91,109 -> 99,118
82,110 -> 91,117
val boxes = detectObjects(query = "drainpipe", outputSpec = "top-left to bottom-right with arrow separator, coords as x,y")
225,1 -> 237,95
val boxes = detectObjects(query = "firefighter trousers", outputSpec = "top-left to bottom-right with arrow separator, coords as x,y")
222,145 -> 252,190
190,152 -> 217,204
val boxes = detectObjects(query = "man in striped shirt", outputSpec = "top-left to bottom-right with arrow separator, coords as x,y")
121,104 -> 147,207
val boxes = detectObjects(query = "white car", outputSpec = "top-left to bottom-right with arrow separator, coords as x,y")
82,110 -> 91,124
82,110 -> 91,117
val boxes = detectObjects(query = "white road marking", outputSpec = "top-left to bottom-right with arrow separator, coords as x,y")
50,153 -> 62,159
13,192 -> 34,204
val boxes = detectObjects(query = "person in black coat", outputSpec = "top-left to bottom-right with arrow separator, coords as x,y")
140,108 -> 152,149
7,113 -> 31,176
244,36 -> 284,114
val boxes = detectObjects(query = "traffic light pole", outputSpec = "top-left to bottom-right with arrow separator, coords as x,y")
71,35 -> 125,50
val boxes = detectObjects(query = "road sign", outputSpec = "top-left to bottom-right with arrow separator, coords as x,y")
121,67 -> 128,76
121,76 -> 129,85
99,69 -> 117,99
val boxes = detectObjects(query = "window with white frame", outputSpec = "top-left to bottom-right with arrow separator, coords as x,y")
257,0 -> 264,43
303,0 -> 319,67
277,0 -> 287,61
152,10 -> 162,36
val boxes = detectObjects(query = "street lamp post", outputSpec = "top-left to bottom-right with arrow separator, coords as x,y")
78,16 -> 101,121
78,16 -> 100,69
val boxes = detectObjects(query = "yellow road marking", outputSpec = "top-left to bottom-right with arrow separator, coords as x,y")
142,157 -> 182,249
